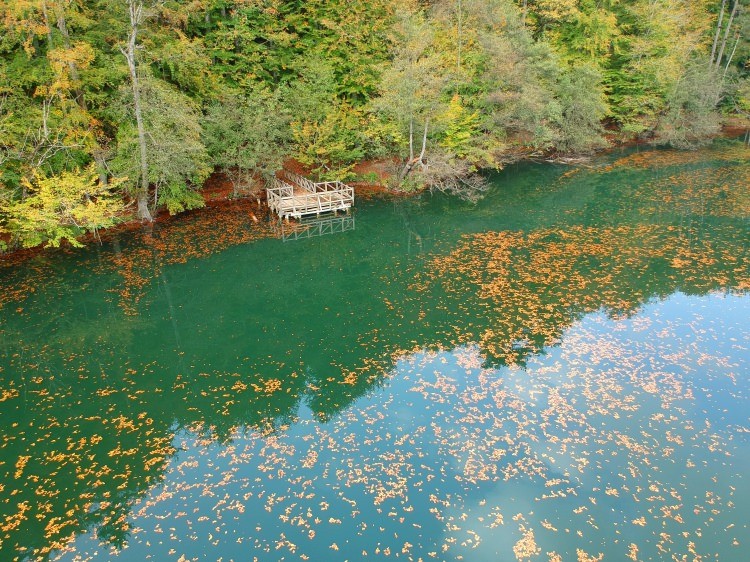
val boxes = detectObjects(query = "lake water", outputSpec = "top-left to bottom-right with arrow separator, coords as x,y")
1,140 -> 748,561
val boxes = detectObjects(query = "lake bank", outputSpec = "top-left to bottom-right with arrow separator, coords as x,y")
2,121 -> 748,262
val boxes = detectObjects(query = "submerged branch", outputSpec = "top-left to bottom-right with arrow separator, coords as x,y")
423,151 -> 490,203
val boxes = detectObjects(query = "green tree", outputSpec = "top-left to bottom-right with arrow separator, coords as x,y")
606,0 -> 714,134
1,0 -> 120,239
118,0 -> 154,221
201,0 -> 395,100
373,9 -> 447,180
439,94 -> 481,159
110,75 -> 210,216
464,0 -> 560,150
292,101 -> 366,180
203,87 -> 290,196
283,57 -> 367,178
654,62 -> 723,148
551,64 -> 608,153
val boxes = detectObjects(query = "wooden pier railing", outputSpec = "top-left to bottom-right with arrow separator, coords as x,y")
266,171 -> 354,220
281,171 -> 317,192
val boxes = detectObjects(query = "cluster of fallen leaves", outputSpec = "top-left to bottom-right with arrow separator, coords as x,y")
412,221 -> 748,368
601,143 -> 749,172
0,200 -> 274,316
633,165 -> 750,220
108,202 -> 275,316
0,383 -> 177,559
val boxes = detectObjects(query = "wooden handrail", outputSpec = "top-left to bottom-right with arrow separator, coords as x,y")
267,172 -> 354,219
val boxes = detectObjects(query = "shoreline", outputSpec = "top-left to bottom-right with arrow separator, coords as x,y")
2,123 -> 748,264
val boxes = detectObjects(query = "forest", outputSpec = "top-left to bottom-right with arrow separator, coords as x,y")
1,0 -> 748,250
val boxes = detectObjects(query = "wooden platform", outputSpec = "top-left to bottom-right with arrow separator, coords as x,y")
266,171 -> 354,220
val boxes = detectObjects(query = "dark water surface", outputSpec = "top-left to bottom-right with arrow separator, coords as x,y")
1,141 -> 749,561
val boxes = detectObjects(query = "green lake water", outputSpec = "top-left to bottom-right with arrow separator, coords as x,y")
1,140 -> 749,561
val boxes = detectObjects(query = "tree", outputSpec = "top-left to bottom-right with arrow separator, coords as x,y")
551,64 -> 608,153
373,9 -> 447,181
119,0 -> 153,221
45,0 -> 111,188
284,57 -> 367,179
737,78 -> 750,145
465,0 -> 561,150
709,0 -> 749,120
0,163 -> 124,247
439,94 -> 482,159
654,62 -> 723,148
200,0 -> 395,100
710,0 -> 743,73
0,0 -> 118,228
290,101 -> 367,180
203,87 -> 290,197
606,0 -> 715,134
110,75 -> 210,216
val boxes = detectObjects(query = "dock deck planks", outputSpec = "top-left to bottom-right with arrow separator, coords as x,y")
266,171 -> 354,220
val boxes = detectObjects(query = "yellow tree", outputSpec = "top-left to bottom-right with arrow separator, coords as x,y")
1,164 -> 125,247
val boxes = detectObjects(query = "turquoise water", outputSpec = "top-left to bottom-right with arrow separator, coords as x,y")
1,141 -> 748,561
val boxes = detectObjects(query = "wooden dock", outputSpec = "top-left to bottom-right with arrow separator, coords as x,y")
266,171 -> 354,220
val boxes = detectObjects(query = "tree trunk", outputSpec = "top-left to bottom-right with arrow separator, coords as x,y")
400,119 -> 429,180
41,0 -> 55,47
55,7 -> 81,86
401,119 -> 415,180
409,118 -> 414,161
723,33 -> 740,79
715,0 -> 739,70
710,0 -> 727,66
122,0 -> 153,222
457,0 -> 462,72
93,151 -> 109,188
